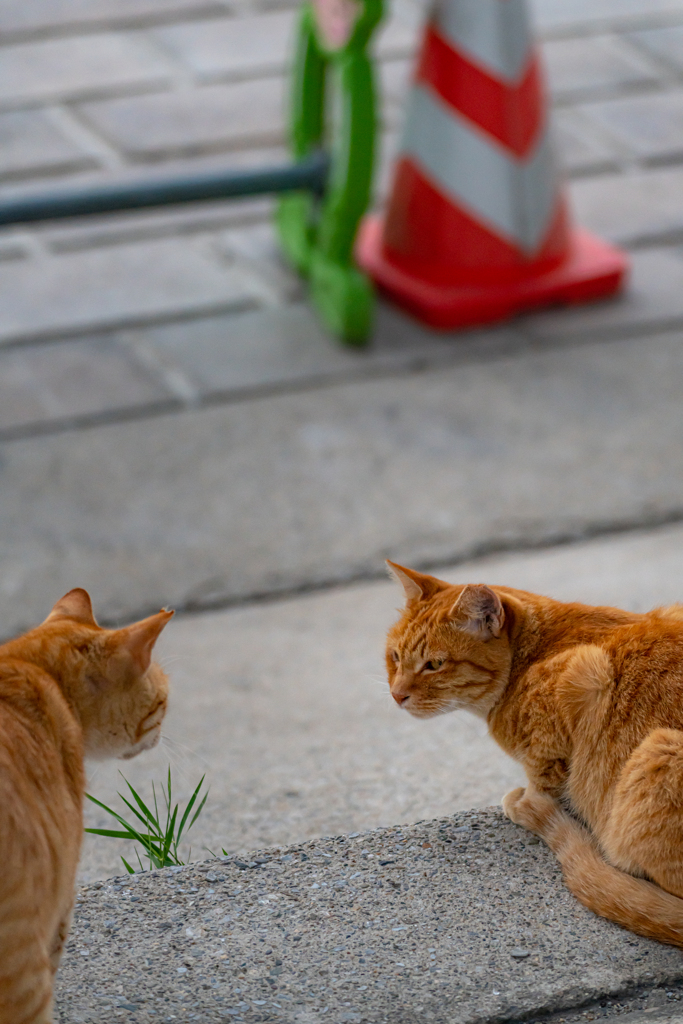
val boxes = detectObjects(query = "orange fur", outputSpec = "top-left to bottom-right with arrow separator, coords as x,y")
0,589 -> 173,1023
385,562 -> 683,949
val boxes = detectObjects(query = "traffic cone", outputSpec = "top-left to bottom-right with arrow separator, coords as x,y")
356,0 -> 628,330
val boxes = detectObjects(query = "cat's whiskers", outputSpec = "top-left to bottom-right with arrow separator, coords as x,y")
156,655 -> 185,671
161,735 -> 210,786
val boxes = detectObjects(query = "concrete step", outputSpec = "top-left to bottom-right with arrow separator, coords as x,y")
56,808 -> 683,1024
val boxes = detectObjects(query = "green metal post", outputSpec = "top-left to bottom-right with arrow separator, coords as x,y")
277,0 -> 383,346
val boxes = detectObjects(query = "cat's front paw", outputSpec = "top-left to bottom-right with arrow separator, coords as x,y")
502,787 -> 527,824
502,786 -> 558,838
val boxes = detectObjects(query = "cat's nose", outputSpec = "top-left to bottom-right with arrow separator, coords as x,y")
391,689 -> 410,706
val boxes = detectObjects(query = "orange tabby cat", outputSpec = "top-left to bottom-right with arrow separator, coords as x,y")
385,560 -> 683,949
0,588 -> 173,1024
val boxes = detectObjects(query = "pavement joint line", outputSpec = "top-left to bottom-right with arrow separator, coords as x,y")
551,78 -> 674,108
2,314 -> 683,443
516,992 -> 683,1024
0,6 -> 246,48
0,396 -> 186,447
14,509 -> 681,643
119,328 -> 203,404
0,294 -> 262,348
0,79 -> 183,118
31,196 -> 274,251
537,12 -> 683,42
0,322 -> 659,441
44,103 -> 126,170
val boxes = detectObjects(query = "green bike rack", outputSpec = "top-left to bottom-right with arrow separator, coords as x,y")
277,0 -> 383,346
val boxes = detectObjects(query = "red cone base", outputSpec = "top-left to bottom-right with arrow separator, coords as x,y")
357,216 -> 629,331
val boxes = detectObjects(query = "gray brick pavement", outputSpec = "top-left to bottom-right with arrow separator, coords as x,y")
378,58 -> 412,123
0,337 -> 171,431
0,236 -> 263,343
2,0 -> 683,446
78,76 -> 285,160
552,108 -> 626,175
582,90 -> 683,163
374,0 -> 422,59
0,109 -> 97,182
153,10 -> 296,82
0,0 -> 230,43
630,24 -> 683,68
521,247 -> 683,342
542,35 -> 663,104
0,34 -> 176,110
531,0 -> 683,35
570,165 -> 683,245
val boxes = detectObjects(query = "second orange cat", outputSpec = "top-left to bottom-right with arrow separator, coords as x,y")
0,589 -> 173,1024
385,561 -> 683,949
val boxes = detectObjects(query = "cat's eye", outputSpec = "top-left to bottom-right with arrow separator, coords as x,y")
424,659 -> 444,671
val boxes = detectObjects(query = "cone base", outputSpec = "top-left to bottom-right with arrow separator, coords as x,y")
356,216 -> 629,331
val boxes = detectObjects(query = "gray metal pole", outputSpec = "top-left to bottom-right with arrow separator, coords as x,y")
0,152 -> 329,226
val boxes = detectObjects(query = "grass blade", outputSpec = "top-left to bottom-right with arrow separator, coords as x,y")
84,828 -> 147,840
188,791 -> 209,831
177,776 -> 207,843
120,776 -> 160,829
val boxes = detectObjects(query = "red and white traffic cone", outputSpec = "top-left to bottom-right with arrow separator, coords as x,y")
356,0 -> 628,330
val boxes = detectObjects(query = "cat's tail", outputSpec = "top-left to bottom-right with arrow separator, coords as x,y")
504,787 -> 683,949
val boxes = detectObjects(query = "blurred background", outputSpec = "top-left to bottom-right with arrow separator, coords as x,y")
2,0 -> 683,879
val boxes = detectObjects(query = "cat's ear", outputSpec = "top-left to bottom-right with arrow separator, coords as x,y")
450,585 -> 504,640
45,588 -> 97,626
386,561 -> 446,604
118,609 -> 174,674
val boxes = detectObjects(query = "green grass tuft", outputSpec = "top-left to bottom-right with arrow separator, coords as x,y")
85,767 -> 208,873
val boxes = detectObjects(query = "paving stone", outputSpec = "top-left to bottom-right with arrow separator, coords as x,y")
6,328 -> 683,637
531,0 -> 683,35
570,165 -> 683,245
134,301 -> 522,398
552,108 -> 625,176
38,192 -> 275,255
521,248 -> 683,342
153,10 -> 296,82
0,109 -> 97,184
0,236 -> 31,261
629,25 -> 683,71
220,221 -> 303,302
0,237 -> 264,344
0,34 -> 175,110
542,35 -> 663,104
379,58 -> 413,124
0,0 -> 229,42
374,0 -> 423,60
580,91 -> 683,164
0,338 -> 170,432
78,77 -> 286,160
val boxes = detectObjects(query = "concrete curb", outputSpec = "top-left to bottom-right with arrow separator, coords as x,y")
56,809 -> 683,1024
